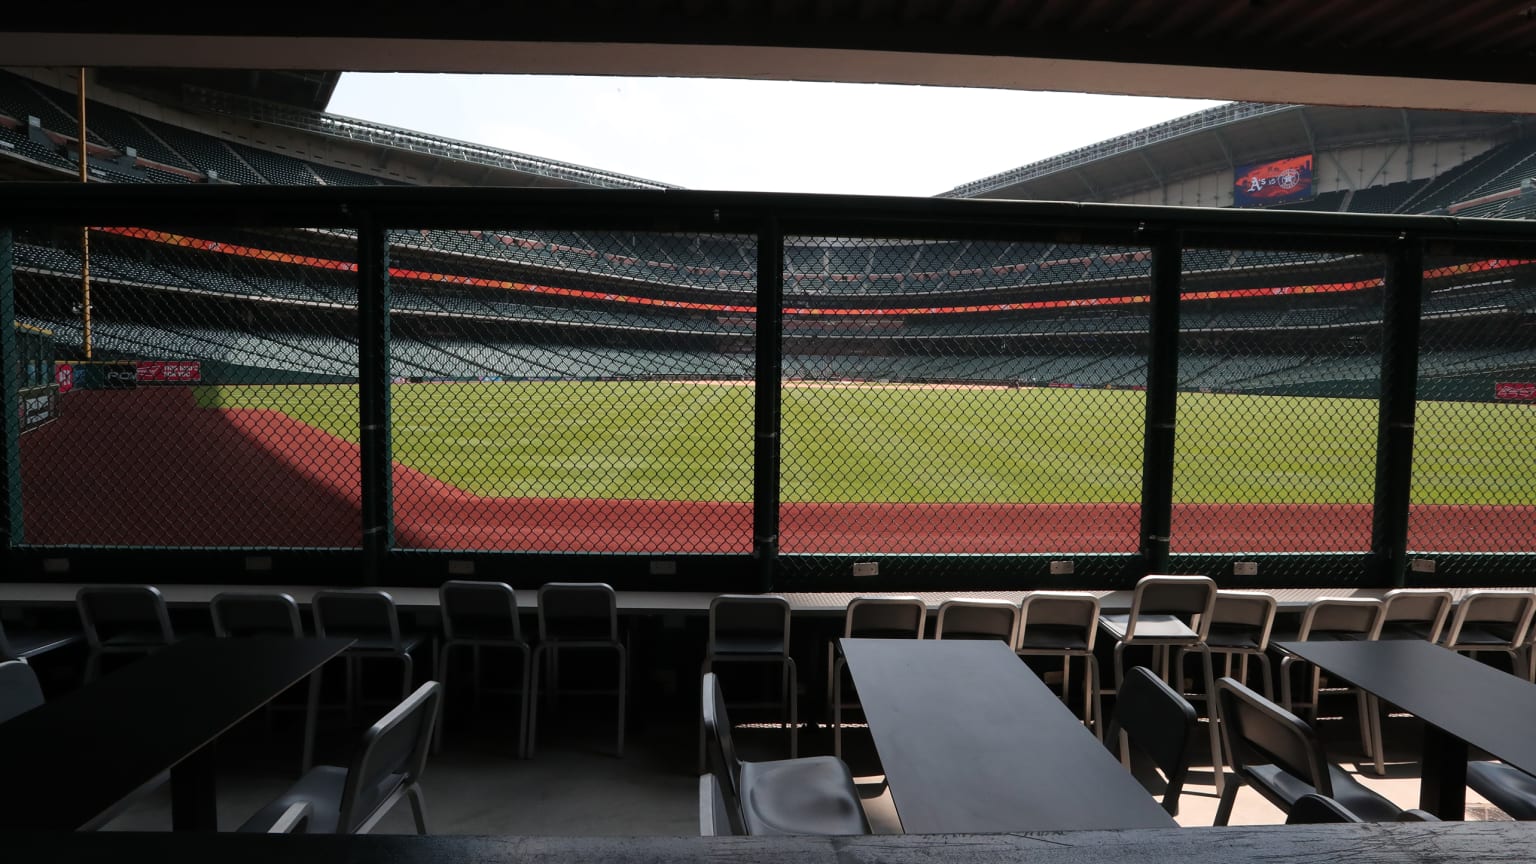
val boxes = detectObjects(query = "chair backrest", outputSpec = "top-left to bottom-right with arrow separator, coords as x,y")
1286,793 -> 1363,824
1209,590 -> 1278,650
76,585 -> 175,648
709,595 -> 791,655
1443,591 -> 1536,649
0,660 -> 45,724
844,596 -> 926,640
1016,592 -> 1099,652
210,592 -> 303,637
439,580 -> 521,642
1107,666 -> 1197,815
538,583 -> 618,643
1217,676 -> 1333,797
337,680 -> 441,834
701,672 -> 746,835
1379,589 -> 1454,642
934,599 -> 1019,642
1124,575 -> 1217,640
1297,597 -> 1384,641
267,801 -> 314,834
313,589 -> 402,647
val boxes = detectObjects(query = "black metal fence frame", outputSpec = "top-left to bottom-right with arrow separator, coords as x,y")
2,183 -> 1533,591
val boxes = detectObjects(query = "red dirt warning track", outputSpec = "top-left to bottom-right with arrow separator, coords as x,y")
19,390 -> 1534,553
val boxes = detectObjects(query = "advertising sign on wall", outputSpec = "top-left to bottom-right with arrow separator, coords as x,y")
1495,382 -> 1536,401
1233,154 -> 1315,207
136,360 -> 202,383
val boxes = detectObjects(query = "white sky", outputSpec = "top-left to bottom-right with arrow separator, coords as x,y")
328,73 -> 1227,197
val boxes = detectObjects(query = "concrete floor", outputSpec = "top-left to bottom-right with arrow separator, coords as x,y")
94,676 -> 1513,835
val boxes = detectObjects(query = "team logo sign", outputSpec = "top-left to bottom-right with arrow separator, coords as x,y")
55,363 -> 73,394
1234,155 -> 1315,207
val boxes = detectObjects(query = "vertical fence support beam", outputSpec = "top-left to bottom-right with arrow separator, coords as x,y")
753,217 -> 784,593
0,228 -> 20,549
1372,234 -> 1423,587
357,217 -> 393,582
1139,229 -> 1182,576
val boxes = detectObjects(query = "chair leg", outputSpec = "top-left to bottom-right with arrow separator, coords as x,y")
786,656 -> 799,759
473,644 -> 483,713
1087,654 -> 1104,743
697,658 -> 712,773
1213,775 -> 1241,826
433,642 -> 452,755
1254,652 -> 1274,701
406,783 -> 429,834
527,645 -> 544,758
84,650 -> 101,685
1198,645 -> 1225,796
303,668 -> 322,774
1367,693 -> 1385,776
832,656 -> 847,758
1113,642 -> 1129,766
344,655 -> 356,725
615,644 -> 627,758
518,645 -> 532,760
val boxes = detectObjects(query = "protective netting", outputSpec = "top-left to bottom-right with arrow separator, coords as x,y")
14,224 -> 362,547
385,227 -> 755,553
1170,246 -> 1386,565
777,236 -> 1148,559
1408,253 -> 1536,556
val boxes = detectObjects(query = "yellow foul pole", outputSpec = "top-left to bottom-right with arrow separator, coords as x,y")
78,67 -> 92,359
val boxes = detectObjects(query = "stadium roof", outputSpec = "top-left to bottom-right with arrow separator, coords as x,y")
4,1 -> 1536,113
944,102 -> 1530,201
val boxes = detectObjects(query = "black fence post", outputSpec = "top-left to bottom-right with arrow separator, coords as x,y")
753,216 -> 784,593
0,228 -> 19,549
1140,228 -> 1182,576
1371,234 -> 1424,587
357,216 -> 393,583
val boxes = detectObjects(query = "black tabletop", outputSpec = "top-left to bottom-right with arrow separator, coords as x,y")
0,636 -> 352,831
839,638 -> 1176,833
1275,639 -> 1536,776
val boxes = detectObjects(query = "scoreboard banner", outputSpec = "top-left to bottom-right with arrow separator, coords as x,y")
136,360 -> 202,383
1233,154 -> 1315,207
1495,382 -> 1536,401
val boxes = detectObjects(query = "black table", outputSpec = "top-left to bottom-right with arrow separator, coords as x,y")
0,636 -> 352,832
838,637 -> 1176,833
1274,639 -> 1536,818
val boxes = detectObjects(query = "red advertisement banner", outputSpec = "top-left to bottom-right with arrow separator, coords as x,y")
136,360 -> 202,383
1495,382 -> 1536,401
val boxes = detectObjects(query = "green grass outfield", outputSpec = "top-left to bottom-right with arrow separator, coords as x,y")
194,381 -> 1535,506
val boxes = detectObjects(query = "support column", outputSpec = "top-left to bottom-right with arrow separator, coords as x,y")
357,218 -> 393,582
753,217 -> 784,593
1371,235 -> 1424,586
1139,230 -> 1182,575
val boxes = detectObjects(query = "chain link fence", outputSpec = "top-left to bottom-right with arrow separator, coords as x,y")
385,227 -> 755,553
14,223 -> 362,548
1409,253 -> 1536,558
777,235 -> 1149,565
7,207 -> 1532,583
1170,246 -> 1385,571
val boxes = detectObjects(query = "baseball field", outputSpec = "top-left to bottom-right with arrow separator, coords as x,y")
17,381 -> 1535,552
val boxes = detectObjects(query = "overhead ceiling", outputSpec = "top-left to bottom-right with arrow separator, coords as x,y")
5,1 -> 1536,112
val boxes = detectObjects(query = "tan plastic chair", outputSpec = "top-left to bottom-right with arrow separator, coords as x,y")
1203,590 -> 1278,699
830,596 -> 926,757
698,595 -> 796,771
933,598 -> 1019,643
1364,588 -> 1455,774
436,580 -> 531,758
1098,574 -> 1223,794
1441,591 -> 1536,672
1276,597 -> 1383,773
531,582 -> 626,757
1015,592 -> 1102,740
